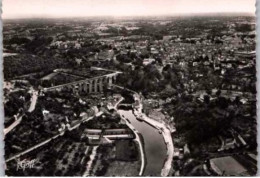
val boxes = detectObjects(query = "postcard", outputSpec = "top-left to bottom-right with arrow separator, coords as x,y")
3,0 -> 257,176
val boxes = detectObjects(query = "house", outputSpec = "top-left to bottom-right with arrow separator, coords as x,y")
143,58 -> 155,65
234,51 -> 256,58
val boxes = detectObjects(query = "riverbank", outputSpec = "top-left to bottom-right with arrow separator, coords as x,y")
133,94 -> 174,177
111,84 -> 174,176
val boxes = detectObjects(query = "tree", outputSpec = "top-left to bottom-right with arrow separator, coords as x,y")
62,158 -> 68,165
173,95 -> 234,145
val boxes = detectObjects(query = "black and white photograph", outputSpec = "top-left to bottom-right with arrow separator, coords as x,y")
2,0 -> 257,176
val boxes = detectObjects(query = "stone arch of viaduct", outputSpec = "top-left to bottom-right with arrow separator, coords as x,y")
43,73 -> 119,93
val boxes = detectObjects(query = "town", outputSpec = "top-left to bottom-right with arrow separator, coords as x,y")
3,14 -> 257,176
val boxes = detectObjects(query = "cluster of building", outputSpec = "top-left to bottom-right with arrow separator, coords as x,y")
3,15 -> 256,176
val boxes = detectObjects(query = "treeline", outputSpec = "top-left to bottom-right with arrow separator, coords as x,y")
4,54 -> 69,79
116,62 -> 162,93
170,94 -> 240,145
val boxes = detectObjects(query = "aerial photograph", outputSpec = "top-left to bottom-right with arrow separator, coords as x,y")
3,0 -> 257,176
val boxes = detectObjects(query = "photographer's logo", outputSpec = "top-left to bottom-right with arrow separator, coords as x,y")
16,158 -> 42,171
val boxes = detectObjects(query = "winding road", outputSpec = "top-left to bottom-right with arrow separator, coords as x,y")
4,88 -> 38,136
28,89 -> 38,113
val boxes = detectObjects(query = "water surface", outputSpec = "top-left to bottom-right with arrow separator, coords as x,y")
119,110 -> 166,176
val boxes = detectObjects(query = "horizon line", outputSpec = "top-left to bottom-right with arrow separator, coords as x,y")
3,11 -> 255,20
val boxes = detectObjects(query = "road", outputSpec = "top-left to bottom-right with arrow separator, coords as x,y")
28,89 -> 38,113
83,146 -> 98,176
6,134 -> 60,162
90,67 -> 122,74
4,88 -> 38,136
4,114 -> 23,135
111,84 -> 137,94
6,110 -> 103,162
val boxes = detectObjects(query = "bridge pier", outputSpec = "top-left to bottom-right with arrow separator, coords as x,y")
43,71 -> 121,94
94,79 -> 98,93
83,83 -> 88,92
89,80 -> 93,93
113,75 -> 117,81
108,77 -> 112,87
99,79 -> 103,92
78,83 -> 82,92
68,85 -> 73,92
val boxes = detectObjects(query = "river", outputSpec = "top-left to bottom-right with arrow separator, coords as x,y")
119,110 -> 167,176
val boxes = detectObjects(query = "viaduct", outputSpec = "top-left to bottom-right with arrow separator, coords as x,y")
43,71 -> 121,93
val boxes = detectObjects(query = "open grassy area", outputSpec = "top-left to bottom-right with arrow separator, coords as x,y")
104,160 -> 140,176
115,140 -> 139,161
92,140 -> 141,176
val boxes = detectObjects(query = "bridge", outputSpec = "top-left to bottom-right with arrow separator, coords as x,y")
43,71 -> 121,93
84,128 -> 135,141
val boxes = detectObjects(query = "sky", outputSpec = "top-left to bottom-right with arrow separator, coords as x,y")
2,0 -> 256,19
